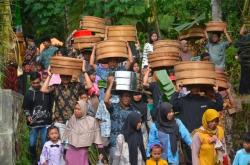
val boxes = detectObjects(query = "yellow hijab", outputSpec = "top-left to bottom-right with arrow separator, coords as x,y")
192,109 -> 222,137
202,109 -> 219,130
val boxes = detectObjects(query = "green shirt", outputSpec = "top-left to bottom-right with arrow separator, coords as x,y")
206,41 -> 229,69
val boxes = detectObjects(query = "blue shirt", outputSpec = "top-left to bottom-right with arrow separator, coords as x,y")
108,103 -> 133,147
233,149 -> 250,165
147,119 -> 192,164
95,101 -> 111,138
96,64 -> 126,81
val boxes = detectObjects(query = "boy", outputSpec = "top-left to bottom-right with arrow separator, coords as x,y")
205,29 -> 232,71
233,132 -> 250,165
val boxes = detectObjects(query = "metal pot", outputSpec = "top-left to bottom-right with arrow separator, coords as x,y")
113,71 -> 137,91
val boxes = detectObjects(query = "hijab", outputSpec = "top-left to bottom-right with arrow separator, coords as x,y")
63,100 -> 102,148
132,94 -> 148,123
122,112 -> 146,165
156,102 -> 179,154
201,109 -> 220,135
77,100 -> 87,118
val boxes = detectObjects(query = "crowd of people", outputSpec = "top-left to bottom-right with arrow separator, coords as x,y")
19,25 -> 250,165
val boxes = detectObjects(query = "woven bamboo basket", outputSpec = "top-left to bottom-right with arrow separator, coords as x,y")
81,16 -> 106,34
148,40 -> 181,68
96,40 -> 128,63
179,27 -> 205,40
50,56 -> 82,76
215,71 -> 229,90
106,25 -> 137,41
206,21 -> 226,32
174,61 -> 216,86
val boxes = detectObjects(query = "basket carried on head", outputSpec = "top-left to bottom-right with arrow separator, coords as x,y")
106,25 -> 137,42
80,16 -> 106,34
50,56 -> 83,76
148,40 -> 181,69
174,61 -> 216,86
206,21 -> 227,32
95,40 -> 128,63
179,27 -> 205,40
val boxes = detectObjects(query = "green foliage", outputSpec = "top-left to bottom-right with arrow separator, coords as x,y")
225,46 -> 240,90
16,112 -> 30,165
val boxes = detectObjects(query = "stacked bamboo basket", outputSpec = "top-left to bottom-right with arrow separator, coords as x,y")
148,40 -> 181,69
96,25 -> 138,63
73,16 -> 106,50
50,56 -> 83,76
179,26 -> 205,40
174,61 -> 216,86
206,21 -> 227,32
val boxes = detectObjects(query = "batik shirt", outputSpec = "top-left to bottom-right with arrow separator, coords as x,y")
51,82 -> 84,124
95,101 -> 111,138
108,103 -> 134,147
96,64 -> 126,81
96,64 -> 126,100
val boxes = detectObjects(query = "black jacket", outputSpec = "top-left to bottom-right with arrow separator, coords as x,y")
22,87 -> 53,127
170,92 -> 223,132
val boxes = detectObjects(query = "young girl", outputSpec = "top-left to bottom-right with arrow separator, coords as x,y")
63,100 -> 103,165
113,111 -> 147,165
39,126 -> 64,165
146,143 -> 168,165
142,31 -> 159,68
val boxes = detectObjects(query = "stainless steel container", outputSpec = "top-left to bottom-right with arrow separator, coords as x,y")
113,71 -> 137,91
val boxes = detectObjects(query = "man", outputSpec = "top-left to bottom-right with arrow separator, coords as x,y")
41,59 -> 92,135
235,25 -> 250,95
90,43 -> 134,100
38,37 -> 58,69
170,84 -> 223,165
22,72 -> 53,165
104,76 -> 134,163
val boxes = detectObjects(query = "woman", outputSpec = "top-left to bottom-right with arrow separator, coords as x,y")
147,102 -> 192,164
63,100 -> 103,165
142,31 -> 159,68
113,111 -> 147,165
132,92 -> 153,147
192,109 -> 228,165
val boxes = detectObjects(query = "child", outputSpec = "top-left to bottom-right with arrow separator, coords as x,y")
233,132 -> 250,165
205,29 -> 232,72
146,143 -> 168,165
39,126 -> 64,165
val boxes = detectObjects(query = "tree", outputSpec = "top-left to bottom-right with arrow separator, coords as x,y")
211,0 -> 222,21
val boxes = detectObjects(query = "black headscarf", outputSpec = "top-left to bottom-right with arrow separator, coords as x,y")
156,102 -> 179,154
132,94 -> 148,123
122,112 -> 146,165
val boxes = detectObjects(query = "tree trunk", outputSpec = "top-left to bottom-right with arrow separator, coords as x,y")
211,0 -> 222,21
